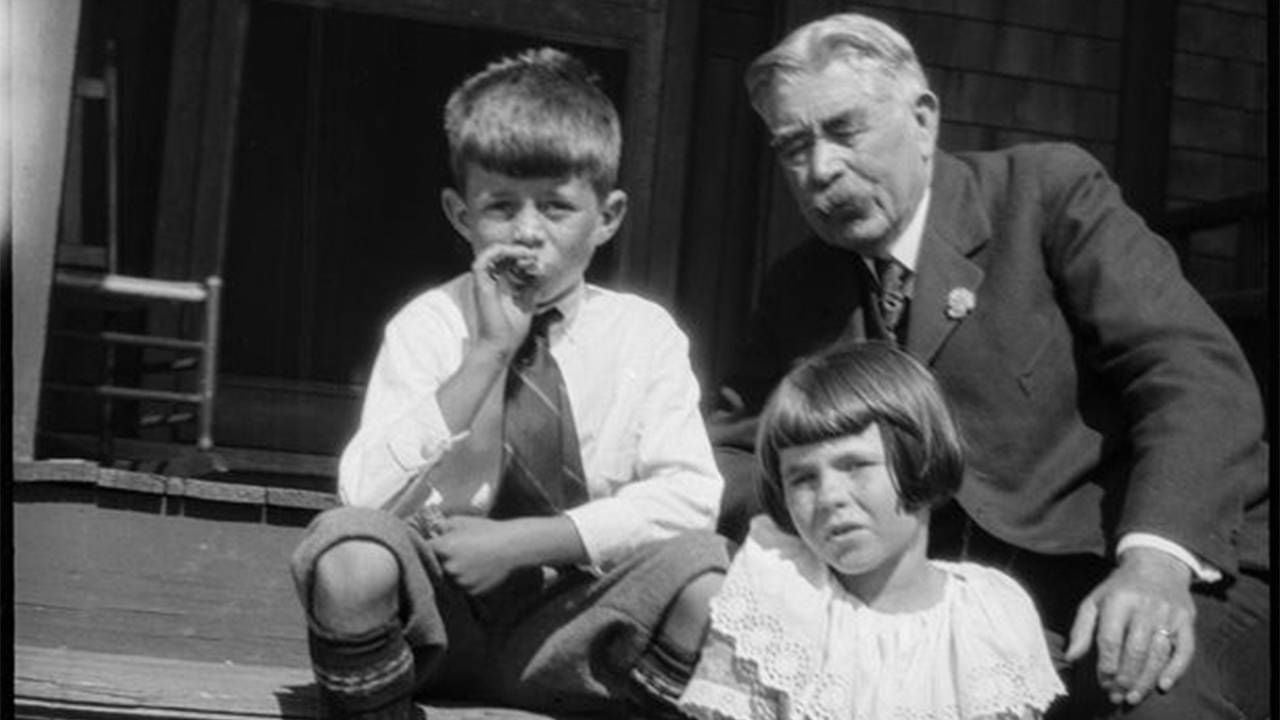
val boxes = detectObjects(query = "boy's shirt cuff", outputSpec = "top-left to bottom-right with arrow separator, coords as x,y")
1117,532 -> 1223,584
386,394 -> 464,474
563,496 -> 637,569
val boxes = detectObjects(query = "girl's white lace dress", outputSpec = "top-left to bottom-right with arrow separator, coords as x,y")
679,516 -> 1065,720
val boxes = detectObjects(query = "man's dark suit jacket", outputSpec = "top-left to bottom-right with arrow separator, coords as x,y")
726,143 -> 1269,580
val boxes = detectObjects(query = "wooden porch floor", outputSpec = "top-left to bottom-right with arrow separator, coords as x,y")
11,461 -> 564,719
15,646 -> 555,719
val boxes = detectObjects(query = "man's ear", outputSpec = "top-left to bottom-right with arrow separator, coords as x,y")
441,187 -> 471,240
912,91 -> 940,157
593,189 -> 629,248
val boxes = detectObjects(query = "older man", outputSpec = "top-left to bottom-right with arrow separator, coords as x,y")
713,13 -> 1270,720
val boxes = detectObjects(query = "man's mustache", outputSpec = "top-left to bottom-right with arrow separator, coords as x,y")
810,192 -> 871,221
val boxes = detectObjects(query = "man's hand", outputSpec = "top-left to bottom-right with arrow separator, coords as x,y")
1066,547 -> 1197,707
427,516 -> 524,596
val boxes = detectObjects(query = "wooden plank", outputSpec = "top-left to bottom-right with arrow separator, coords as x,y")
274,0 -> 651,46
53,271 -> 210,301
215,376 -> 360,457
853,0 -> 1127,38
16,459 -> 336,513
16,645 -> 316,719
13,494 -> 569,719
265,487 -> 339,511
184,477 -> 267,504
1176,3 -> 1266,62
14,495 -> 312,667
214,444 -> 339,480
43,432 -> 340,480
1166,147 -> 1230,204
15,645 -> 560,720
941,0 -> 1125,39
937,122 -> 996,153
97,467 -> 170,494
1184,0 -> 1267,16
933,69 -> 1118,141
869,8 -> 1123,90
938,121 -> 1117,171
1219,156 -> 1267,200
992,129 -> 1116,170
14,459 -> 101,483
1172,52 -> 1265,111
1188,225 -> 1240,260
1169,99 -> 1265,157
1157,192 -> 1268,232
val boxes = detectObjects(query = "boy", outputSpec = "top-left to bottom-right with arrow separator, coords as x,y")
290,48 -> 728,719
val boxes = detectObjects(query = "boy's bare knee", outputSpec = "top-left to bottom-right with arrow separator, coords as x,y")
311,539 -> 401,635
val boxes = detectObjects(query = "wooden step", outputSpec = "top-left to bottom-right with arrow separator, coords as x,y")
15,645 -> 557,719
13,465 -> 568,719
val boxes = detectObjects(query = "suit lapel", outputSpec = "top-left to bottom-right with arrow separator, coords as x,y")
906,153 -> 990,363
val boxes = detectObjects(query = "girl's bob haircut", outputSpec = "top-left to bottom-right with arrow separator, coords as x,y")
757,340 -> 964,534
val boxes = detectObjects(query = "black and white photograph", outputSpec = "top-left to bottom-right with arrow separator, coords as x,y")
8,1 -> 1273,718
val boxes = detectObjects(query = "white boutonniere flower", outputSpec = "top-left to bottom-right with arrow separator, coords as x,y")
945,287 -> 976,320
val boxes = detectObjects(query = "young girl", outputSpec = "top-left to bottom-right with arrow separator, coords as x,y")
680,341 -> 1064,720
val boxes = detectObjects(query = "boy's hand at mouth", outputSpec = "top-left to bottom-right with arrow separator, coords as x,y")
471,245 -> 539,357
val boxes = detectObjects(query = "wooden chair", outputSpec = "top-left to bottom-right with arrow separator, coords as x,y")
44,42 -> 226,475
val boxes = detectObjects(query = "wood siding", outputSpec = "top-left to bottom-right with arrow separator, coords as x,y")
1164,0 -> 1268,304
1167,0 -> 1266,208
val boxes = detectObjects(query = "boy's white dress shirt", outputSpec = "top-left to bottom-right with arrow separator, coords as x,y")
339,274 -> 723,568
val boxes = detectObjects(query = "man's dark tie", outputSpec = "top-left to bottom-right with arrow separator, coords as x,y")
489,309 -> 588,519
875,258 -> 912,345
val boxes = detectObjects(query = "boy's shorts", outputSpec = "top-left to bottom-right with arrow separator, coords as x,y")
290,505 -> 729,715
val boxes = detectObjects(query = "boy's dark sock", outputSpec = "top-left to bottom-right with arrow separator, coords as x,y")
628,638 -> 698,720
308,617 -> 417,720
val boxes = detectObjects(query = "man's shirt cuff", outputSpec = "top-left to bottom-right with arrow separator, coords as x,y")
1117,532 -> 1223,584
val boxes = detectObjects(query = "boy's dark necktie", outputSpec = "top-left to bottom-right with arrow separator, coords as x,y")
874,258 -> 912,345
489,308 -> 588,519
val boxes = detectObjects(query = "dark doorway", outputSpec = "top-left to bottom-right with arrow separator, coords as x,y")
218,2 -> 628,454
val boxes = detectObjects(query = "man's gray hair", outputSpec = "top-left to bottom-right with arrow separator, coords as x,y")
746,13 -> 929,114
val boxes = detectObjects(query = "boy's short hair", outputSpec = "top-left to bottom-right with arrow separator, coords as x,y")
756,340 -> 963,535
745,13 -> 929,115
444,47 -> 621,195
